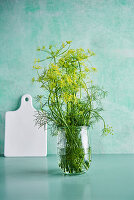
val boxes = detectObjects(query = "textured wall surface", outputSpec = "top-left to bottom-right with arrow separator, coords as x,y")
0,0 -> 134,155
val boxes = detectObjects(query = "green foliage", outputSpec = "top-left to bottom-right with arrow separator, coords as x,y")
32,41 -> 113,174
33,41 -> 112,134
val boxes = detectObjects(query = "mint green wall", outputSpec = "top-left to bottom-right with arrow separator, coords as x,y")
0,0 -> 134,155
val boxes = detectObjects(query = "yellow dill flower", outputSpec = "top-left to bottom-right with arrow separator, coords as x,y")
88,49 -> 96,56
34,59 -> 37,64
51,65 -> 61,77
32,77 -> 35,82
33,65 -> 42,69
66,41 -> 72,44
83,54 -> 88,59
84,66 -> 90,72
72,72 -> 77,80
51,64 -> 59,70
87,49 -> 91,54
79,48 -> 84,51
67,76 -> 72,84
49,45 -> 52,49
54,65 -> 59,70
81,83 -> 86,88
68,94 -> 73,101
81,72 -> 86,78
62,42 -> 65,48
37,47 -> 40,51
81,62 -> 86,66
68,49 -> 75,54
46,69 -> 55,80
78,56 -> 82,61
56,71 -> 61,76
42,46 -> 45,50
61,79 -> 66,87
50,82 -> 56,89
91,67 -> 97,72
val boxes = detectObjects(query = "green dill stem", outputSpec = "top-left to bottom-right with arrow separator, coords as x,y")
57,44 -> 71,57
82,80 -> 92,111
66,68 -> 69,118
56,43 -> 68,56
78,62 -> 82,99
93,111 -> 106,129
53,56 -> 71,134
41,49 -> 52,55
48,93 -> 69,129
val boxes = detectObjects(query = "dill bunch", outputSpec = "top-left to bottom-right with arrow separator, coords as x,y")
32,41 -> 113,174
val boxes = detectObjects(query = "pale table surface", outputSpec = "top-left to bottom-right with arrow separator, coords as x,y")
0,154 -> 134,200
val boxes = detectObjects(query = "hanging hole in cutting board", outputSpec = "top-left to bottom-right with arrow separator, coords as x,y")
25,97 -> 29,102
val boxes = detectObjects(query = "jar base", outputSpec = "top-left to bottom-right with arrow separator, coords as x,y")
63,170 -> 87,176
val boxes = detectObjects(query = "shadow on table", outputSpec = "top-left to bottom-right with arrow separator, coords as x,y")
20,168 -> 63,177
4,167 -> 63,178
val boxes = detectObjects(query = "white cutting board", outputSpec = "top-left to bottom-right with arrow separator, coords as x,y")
4,94 -> 47,157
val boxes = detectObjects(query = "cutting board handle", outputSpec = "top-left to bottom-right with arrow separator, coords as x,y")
20,94 -> 34,110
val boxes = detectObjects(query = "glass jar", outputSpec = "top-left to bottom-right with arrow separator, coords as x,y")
57,126 -> 91,175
